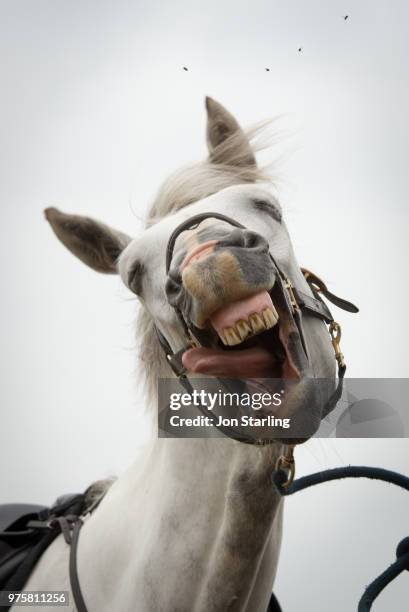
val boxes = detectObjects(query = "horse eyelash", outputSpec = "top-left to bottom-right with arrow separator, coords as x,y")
252,199 -> 282,222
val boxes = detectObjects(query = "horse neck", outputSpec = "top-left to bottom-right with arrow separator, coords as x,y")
121,436 -> 283,521
105,437 -> 284,609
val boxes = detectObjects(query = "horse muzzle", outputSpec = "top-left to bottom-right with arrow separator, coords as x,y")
166,227 -> 277,333
165,221 -> 304,383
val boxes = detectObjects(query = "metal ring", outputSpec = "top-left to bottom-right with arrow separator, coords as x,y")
275,454 -> 296,489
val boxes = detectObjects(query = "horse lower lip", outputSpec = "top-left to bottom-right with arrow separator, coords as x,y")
182,345 -> 281,378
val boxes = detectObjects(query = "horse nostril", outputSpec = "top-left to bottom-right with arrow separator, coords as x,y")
221,229 -> 267,251
242,230 -> 267,250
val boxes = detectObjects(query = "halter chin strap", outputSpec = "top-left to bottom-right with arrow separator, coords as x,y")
158,211 -> 359,445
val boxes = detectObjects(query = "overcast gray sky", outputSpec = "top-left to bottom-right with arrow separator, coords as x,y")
1,2 -> 408,610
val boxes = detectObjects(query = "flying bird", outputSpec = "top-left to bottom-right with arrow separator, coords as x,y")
298,47 -> 302,52
344,15 -> 349,20
265,67 -> 270,71
183,66 -> 188,71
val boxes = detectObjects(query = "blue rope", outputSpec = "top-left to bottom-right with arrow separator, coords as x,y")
272,465 -> 409,496
270,465 -> 409,611
358,537 -> 409,611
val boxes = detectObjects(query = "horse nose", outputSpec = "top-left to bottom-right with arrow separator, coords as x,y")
218,228 -> 270,252
166,226 -> 275,329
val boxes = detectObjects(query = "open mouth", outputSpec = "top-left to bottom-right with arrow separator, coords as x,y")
182,288 -> 301,380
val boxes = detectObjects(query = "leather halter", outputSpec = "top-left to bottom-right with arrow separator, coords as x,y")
157,211 -> 359,445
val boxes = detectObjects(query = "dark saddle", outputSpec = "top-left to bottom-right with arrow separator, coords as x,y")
0,494 -> 85,609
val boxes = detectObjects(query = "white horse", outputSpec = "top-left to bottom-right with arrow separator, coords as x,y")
25,97 -> 337,611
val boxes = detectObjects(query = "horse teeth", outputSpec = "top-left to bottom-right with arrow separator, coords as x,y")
219,331 -> 228,346
272,303 -> 279,319
217,306 -> 279,346
235,319 -> 251,341
249,313 -> 266,334
224,327 -> 241,346
262,307 -> 279,329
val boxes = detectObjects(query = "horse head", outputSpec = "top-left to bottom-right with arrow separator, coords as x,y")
45,97 -> 339,442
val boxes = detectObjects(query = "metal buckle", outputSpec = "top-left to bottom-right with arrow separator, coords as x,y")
164,331 -> 199,379
283,277 -> 299,312
166,350 -> 188,378
329,321 -> 345,368
301,267 -> 324,293
275,444 -> 296,488
187,330 -> 200,348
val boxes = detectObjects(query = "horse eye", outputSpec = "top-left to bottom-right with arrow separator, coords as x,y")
128,261 -> 144,295
252,199 -> 282,222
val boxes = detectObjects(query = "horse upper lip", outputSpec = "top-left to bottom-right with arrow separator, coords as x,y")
180,240 -> 218,270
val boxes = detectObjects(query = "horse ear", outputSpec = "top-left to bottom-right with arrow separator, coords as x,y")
44,208 -> 131,274
205,97 -> 256,167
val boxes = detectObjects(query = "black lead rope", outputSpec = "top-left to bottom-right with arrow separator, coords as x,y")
271,465 -> 409,611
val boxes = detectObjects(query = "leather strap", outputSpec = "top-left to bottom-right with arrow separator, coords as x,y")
25,511 -> 88,612
301,268 -> 359,314
166,212 -> 246,273
292,287 -> 334,324
69,519 -> 88,612
155,328 -> 188,378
